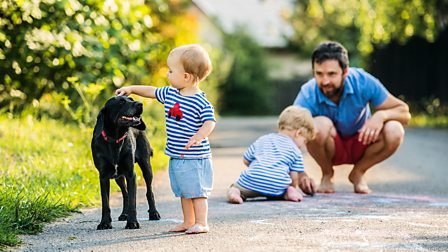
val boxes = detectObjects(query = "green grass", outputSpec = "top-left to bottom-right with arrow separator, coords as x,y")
0,114 -> 168,249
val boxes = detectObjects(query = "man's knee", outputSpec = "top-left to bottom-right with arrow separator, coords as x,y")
312,116 -> 335,144
383,121 -> 405,151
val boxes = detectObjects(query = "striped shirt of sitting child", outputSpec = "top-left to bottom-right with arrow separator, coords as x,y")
237,133 -> 305,196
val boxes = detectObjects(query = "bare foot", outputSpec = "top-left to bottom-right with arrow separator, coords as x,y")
353,183 -> 372,194
349,170 -> 372,194
169,223 -> 193,232
185,224 -> 209,234
227,187 -> 243,204
284,186 -> 303,202
317,178 -> 335,193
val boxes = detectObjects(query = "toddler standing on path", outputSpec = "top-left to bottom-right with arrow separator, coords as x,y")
116,44 -> 215,234
227,106 -> 316,204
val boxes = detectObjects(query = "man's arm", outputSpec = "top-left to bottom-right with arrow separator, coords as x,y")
374,94 -> 411,125
359,94 -> 411,144
116,85 -> 157,98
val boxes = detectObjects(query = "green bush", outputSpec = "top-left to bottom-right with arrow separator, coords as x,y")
218,28 -> 273,115
0,0 -> 191,125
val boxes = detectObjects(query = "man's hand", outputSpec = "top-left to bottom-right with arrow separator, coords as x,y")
298,173 -> 316,196
358,111 -> 385,145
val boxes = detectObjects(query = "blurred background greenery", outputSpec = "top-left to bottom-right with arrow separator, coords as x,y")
0,0 -> 447,248
1,0 -> 447,122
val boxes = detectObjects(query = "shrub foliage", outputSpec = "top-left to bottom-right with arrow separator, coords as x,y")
0,0 -> 192,125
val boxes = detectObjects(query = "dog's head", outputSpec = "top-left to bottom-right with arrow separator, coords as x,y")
100,96 -> 146,130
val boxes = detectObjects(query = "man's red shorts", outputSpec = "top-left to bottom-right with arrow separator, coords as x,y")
332,133 -> 370,165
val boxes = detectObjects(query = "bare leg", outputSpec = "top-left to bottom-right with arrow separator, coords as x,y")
185,198 -> 209,234
227,186 -> 243,204
285,171 -> 303,201
169,197 -> 195,232
307,116 -> 337,193
349,121 -> 405,193
192,198 -> 208,227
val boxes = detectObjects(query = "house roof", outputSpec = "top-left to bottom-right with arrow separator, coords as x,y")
192,0 -> 294,48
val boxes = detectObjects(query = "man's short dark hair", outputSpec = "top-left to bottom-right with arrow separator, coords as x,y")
311,41 -> 349,70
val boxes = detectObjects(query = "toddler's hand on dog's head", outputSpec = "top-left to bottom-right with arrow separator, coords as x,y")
115,90 -> 124,96
115,88 -> 129,96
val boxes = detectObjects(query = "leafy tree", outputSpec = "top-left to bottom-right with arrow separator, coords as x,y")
287,0 -> 447,65
0,0 -> 194,124
219,28 -> 272,115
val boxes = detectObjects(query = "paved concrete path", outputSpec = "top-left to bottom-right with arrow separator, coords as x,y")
17,117 -> 448,251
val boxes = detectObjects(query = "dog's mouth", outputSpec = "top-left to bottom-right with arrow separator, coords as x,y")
119,115 -> 141,124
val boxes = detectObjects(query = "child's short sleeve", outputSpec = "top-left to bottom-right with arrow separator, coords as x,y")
155,86 -> 170,104
200,104 -> 216,123
243,144 -> 256,163
289,153 -> 304,173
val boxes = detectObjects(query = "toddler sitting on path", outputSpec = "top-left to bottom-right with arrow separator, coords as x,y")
227,106 -> 316,204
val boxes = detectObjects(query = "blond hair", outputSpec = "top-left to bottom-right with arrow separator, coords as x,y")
278,106 -> 316,141
169,44 -> 212,82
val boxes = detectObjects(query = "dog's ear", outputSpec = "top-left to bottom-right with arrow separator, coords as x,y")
93,108 -> 105,137
132,118 -> 146,130
97,107 -> 105,119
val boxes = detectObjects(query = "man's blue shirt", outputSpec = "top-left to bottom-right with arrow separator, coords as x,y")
293,68 -> 389,137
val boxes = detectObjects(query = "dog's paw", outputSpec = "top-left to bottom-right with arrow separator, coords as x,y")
118,214 -> 128,221
149,211 -> 161,220
97,222 -> 112,230
125,221 -> 140,229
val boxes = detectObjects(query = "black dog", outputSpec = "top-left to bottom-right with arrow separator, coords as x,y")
91,96 -> 160,230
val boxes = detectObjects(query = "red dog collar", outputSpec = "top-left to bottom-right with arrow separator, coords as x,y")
101,130 -> 128,144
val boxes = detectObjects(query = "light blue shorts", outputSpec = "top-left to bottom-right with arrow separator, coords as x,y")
168,158 -> 213,198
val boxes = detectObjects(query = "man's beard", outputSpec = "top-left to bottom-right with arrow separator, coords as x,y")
320,82 -> 344,100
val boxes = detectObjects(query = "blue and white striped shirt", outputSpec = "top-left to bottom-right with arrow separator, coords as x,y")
237,133 -> 304,196
155,86 -> 215,159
